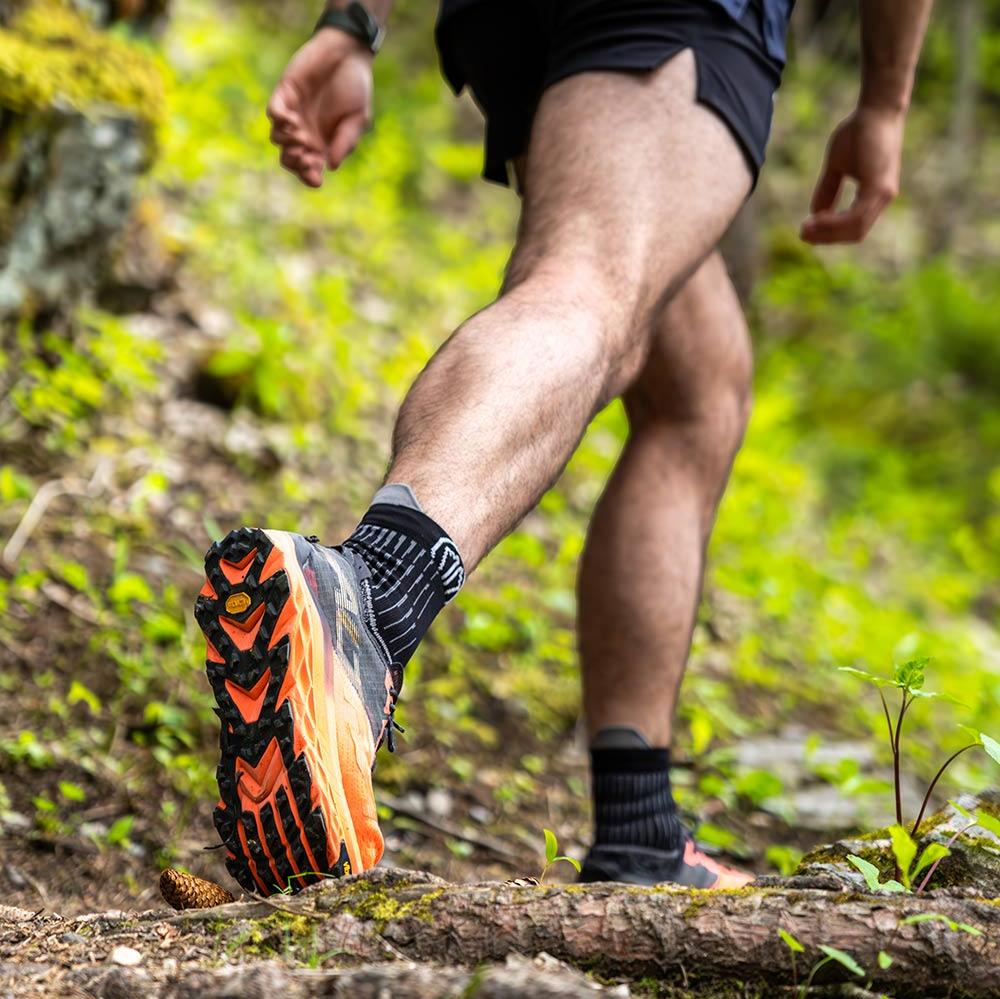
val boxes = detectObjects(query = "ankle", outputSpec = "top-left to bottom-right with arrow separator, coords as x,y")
590,739 -> 683,852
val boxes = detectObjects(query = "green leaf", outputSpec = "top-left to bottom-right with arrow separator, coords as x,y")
878,950 -> 893,969
975,811 -> 1000,838
106,815 -> 134,846
838,666 -> 891,687
846,855 -> 907,894
58,781 -> 86,803
778,928 -> 804,953
902,912 -> 980,934
817,945 -> 864,977
889,825 -> 917,886
980,733 -> 1000,766
846,854 -> 883,892
949,799 -> 974,820
67,680 -> 101,715
893,658 -> 929,691
912,842 -> 950,881
543,828 -> 558,864
554,854 -> 582,873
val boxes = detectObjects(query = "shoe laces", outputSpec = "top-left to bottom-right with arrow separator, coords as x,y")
383,685 -> 405,753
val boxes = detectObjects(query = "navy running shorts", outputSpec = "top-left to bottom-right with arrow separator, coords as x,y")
435,0 -> 789,187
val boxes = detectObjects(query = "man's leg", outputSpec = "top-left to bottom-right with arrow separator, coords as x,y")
575,252 -> 755,888
579,252 -> 752,748
387,52 -> 751,570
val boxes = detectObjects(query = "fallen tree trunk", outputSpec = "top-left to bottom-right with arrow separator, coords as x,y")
171,868 -> 1000,997
4,868 -> 1000,997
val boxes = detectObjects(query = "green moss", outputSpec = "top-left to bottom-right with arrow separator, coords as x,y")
0,0 -> 163,119
223,911 -> 317,960
331,880 -> 446,931
797,843 -> 884,871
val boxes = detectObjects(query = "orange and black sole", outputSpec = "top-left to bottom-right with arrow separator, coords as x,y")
194,528 -> 349,896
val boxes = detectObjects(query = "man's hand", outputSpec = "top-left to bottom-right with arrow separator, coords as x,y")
800,106 -> 905,245
267,29 -> 374,188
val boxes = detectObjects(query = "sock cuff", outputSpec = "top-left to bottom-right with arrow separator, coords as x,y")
355,504 -> 465,602
590,747 -> 671,774
360,503 -> 446,548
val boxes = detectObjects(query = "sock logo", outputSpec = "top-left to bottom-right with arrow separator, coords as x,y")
430,537 -> 465,601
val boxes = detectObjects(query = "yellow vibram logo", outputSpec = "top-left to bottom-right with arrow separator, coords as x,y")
343,861 -> 351,876
225,592 -> 251,615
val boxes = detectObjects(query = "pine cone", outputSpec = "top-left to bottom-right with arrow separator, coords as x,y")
159,868 -> 235,910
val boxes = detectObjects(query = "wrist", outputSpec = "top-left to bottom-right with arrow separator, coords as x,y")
314,2 -> 385,54
859,71 -> 914,117
855,100 -> 908,124
311,25 -> 374,61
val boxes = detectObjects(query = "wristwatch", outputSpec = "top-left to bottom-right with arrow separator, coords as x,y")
313,2 -> 385,54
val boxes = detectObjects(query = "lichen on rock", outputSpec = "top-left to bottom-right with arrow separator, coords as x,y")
0,0 -> 163,118
0,0 -> 164,319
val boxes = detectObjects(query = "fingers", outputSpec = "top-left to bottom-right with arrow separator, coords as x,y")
325,111 -> 368,171
279,144 -> 324,188
266,81 -> 370,188
810,157 -> 844,215
268,83 -> 325,187
800,186 -> 894,245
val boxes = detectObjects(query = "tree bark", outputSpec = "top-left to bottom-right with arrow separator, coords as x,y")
6,868 -> 1000,997
170,868 -> 1000,997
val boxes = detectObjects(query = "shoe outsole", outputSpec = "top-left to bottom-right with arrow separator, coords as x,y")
194,527 -> 350,896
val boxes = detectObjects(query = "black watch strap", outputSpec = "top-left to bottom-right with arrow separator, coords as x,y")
314,2 -> 385,53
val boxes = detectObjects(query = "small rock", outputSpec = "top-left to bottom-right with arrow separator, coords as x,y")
0,811 -> 31,831
469,805 -> 492,825
425,788 -> 453,818
60,932 -> 87,945
110,945 -> 142,967
5,865 -> 26,889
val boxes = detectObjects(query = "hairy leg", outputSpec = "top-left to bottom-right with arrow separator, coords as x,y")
579,252 -> 752,746
387,51 -> 751,569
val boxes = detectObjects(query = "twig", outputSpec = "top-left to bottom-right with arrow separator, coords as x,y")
910,744 -> 977,837
256,895 -> 326,920
915,821 -> 977,893
2,478 -> 83,569
380,793 -> 524,863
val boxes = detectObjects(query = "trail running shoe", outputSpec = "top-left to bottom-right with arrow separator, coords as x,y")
195,527 -> 399,896
578,834 -> 754,889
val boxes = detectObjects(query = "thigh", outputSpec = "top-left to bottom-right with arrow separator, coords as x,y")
507,50 -> 753,316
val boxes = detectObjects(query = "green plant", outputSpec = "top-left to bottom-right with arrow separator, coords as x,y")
840,657 -> 1000,880
540,828 -> 581,883
778,930 -> 865,997
846,854 -> 907,894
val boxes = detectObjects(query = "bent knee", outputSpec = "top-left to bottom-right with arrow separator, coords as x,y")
626,332 -> 753,435
626,255 -> 753,430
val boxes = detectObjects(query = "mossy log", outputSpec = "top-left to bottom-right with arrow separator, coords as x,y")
168,867 -> 1000,997
5,868 -> 1000,997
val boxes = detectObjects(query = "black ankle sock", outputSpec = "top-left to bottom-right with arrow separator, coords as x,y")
340,501 -> 464,670
590,746 -> 683,851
